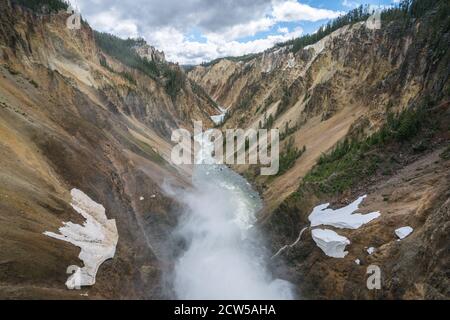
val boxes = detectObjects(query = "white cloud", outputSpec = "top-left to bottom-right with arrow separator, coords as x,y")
342,0 -> 360,8
210,17 -> 276,42
273,0 -> 342,22
277,27 -> 289,34
87,9 -> 139,38
146,27 -> 303,65
70,0 -> 341,64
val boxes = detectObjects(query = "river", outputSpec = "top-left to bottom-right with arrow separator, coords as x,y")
170,130 -> 294,299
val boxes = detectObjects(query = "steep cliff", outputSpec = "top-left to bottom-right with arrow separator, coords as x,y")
189,1 -> 449,208
189,0 -> 450,299
0,0 -> 218,299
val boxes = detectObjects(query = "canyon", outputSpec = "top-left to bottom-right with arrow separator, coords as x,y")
0,0 -> 449,300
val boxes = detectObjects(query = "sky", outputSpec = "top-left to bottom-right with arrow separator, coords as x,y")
68,0 -> 400,65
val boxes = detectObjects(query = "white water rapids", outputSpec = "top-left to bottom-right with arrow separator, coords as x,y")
167,130 -> 294,300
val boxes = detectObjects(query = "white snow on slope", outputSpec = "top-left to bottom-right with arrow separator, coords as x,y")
367,247 -> 375,255
312,229 -> 350,258
395,226 -> 413,240
309,195 -> 380,229
210,106 -> 228,125
44,189 -> 118,289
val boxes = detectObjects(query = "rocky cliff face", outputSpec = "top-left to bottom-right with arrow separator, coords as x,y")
189,5 -> 449,208
134,43 -> 166,63
0,0 -> 219,299
0,0 -> 448,300
189,2 -> 450,299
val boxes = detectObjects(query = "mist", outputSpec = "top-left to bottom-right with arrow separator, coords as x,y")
165,160 -> 294,300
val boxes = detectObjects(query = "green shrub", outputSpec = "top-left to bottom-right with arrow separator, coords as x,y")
191,80 -> 218,108
440,145 -> 450,160
279,5 -> 372,53
29,79 -> 39,88
99,56 -> 136,85
278,0 -> 445,54
276,86 -> 292,117
262,114 -> 274,129
280,121 -> 300,141
277,137 -> 305,176
95,32 -> 185,98
304,104 -> 431,194
163,67 -> 185,101
94,32 -> 160,79
119,71 -> 136,85
12,0 -> 69,13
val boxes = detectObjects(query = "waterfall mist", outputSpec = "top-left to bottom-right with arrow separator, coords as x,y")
164,164 -> 294,300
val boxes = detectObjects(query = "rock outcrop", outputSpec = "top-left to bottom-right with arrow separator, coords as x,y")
134,43 -> 166,63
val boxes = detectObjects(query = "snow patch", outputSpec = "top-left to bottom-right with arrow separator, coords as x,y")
210,106 -> 228,125
211,114 -> 226,125
395,226 -> 413,240
367,247 -> 375,255
308,195 -> 380,229
355,259 -> 360,265
311,229 -> 350,258
44,189 -> 118,290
